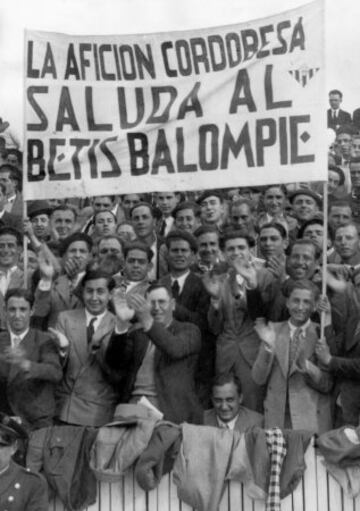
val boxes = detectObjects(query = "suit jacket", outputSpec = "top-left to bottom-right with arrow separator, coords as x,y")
328,314 -> 360,425
203,406 -> 263,433
252,320 -> 333,433
0,460 -> 48,511
4,192 -> 23,218
33,274 -> 83,327
108,319 -> 203,424
55,308 -> 120,427
327,108 -> 352,130
353,108 -> 360,129
0,328 -> 62,430
159,271 -> 210,332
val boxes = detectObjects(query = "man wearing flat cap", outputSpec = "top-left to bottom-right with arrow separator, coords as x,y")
0,414 -> 48,510
23,200 -> 53,250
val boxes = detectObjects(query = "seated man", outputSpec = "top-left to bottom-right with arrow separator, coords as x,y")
108,282 -> 203,424
252,280 -> 333,433
0,288 -> 62,431
204,373 -> 263,432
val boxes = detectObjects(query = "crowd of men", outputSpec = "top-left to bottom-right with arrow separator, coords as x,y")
1,90 -> 360,505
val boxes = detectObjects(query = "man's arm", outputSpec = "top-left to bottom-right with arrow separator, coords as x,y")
147,321 -> 201,360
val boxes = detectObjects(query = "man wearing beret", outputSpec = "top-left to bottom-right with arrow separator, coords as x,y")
0,414 -> 48,510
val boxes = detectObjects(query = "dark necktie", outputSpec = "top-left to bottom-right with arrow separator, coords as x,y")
172,279 -> 180,300
87,317 -> 96,345
159,219 -> 167,236
289,327 -> 302,370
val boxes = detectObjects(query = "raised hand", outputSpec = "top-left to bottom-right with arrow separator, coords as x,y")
315,338 -> 331,366
202,271 -> 222,299
48,327 -> 70,349
254,320 -> 276,352
38,246 -> 56,281
232,258 -> 257,289
112,288 -> 135,322
127,294 -> 153,330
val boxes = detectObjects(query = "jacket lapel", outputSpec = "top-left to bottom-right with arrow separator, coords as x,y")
275,322 -> 290,379
92,311 -> 115,348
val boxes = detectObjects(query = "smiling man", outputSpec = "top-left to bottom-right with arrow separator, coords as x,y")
108,282 -> 203,424
52,269 -> 122,426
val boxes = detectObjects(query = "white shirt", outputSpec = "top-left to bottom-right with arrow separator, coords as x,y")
85,309 -> 107,331
217,414 -> 239,430
288,318 -> 310,340
148,238 -> 158,282
171,270 -> 190,294
0,265 -> 18,297
10,328 -> 29,348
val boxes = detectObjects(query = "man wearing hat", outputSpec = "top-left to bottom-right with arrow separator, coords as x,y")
25,200 -> 53,247
33,232 -> 93,327
288,188 -> 322,240
0,414 -> 48,510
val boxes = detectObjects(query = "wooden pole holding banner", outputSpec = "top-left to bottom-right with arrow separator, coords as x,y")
320,180 -> 328,339
22,29 -> 28,289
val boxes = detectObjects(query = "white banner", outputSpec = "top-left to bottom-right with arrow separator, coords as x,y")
24,0 -> 325,200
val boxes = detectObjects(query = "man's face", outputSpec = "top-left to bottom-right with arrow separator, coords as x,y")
124,249 -> 150,281
302,223 -> 324,250
200,196 -> 224,225
0,442 -> 16,471
6,296 -> 32,334
197,232 -> 220,265
329,92 -> 341,110
98,238 -> 123,263
334,225 -> 360,262
287,243 -> 317,280
156,192 -> 179,217
231,203 -> 254,231
174,208 -> 199,233
51,210 -> 76,240
64,241 -> 91,272
167,239 -> 193,273
259,227 -> 287,259
350,162 -> 360,187
352,138 -> 360,158
286,288 -> 315,326
336,133 -> 352,158
329,206 -> 352,228
264,187 -> 286,216
122,194 -> 141,218
131,205 -> 155,239
0,234 -> 19,268
31,214 -> 51,240
147,287 -> 174,326
224,237 -> 251,264
292,194 -> 318,222
328,170 -> 341,194
116,223 -> 136,242
0,171 -> 16,196
94,211 -> 116,236
211,382 -> 241,423
93,196 -> 113,213
82,277 -> 110,315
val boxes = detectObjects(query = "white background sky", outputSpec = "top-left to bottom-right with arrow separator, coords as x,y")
0,0 -> 358,141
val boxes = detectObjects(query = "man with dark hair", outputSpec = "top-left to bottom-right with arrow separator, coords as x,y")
51,269 -> 122,426
328,200 -> 353,230
172,201 -> 201,234
257,185 -> 289,231
112,240 -> 152,297
327,89 -> 351,130
108,282 -> 203,423
0,164 -> 23,217
253,279 -> 333,432
155,191 -> 181,236
33,232 -> 93,326
197,191 -> 225,229
0,288 -> 62,430
333,223 -> 360,267
192,225 -> 227,274
258,222 -> 288,279
203,373 -> 263,431
0,182 -> 22,231
229,199 -> 257,240
0,414 -> 48,510
50,204 -> 77,241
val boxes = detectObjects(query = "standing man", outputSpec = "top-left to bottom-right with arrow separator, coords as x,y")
0,414 -> 48,510
0,288 -> 62,430
327,90 -> 351,131
197,191 -> 225,230
52,269 -> 121,426
0,164 -> 23,218
109,283 -> 202,424
155,191 -> 181,236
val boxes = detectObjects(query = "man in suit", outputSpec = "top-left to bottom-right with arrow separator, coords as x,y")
130,202 -> 164,281
51,269 -> 122,427
0,414 -> 48,511
155,191 -> 181,236
112,240 -> 151,298
0,183 -> 22,232
0,288 -> 62,430
204,373 -> 263,432
0,227 -> 27,330
0,164 -> 23,218
33,232 -> 93,326
252,280 -> 333,433
109,282 -> 203,424
327,89 -> 351,131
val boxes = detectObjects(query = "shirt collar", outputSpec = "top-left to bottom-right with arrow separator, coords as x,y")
171,270 -> 190,293
217,414 -> 239,430
85,309 -> 107,327
9,328 -> 29,346
288,318 -> 311,336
